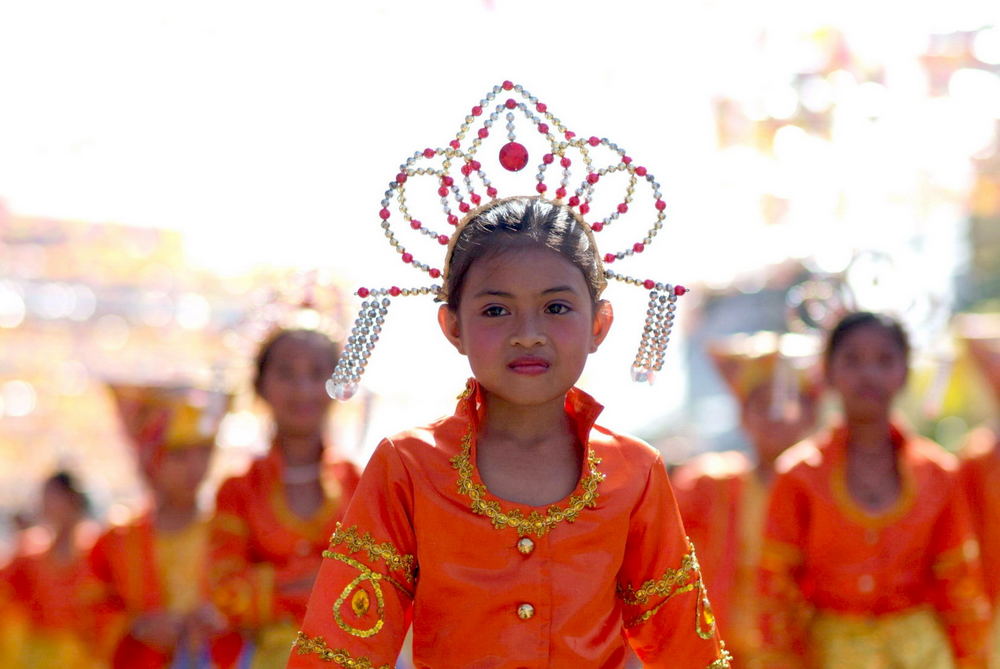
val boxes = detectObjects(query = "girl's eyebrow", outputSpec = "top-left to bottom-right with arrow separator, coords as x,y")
473,285 -> 578,299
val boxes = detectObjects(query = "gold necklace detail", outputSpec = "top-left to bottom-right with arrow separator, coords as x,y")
450,424 -> 605,538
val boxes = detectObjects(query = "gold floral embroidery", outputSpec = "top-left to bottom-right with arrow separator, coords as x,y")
292,631 -> 391,668
706,647 -> 733,668
620,539 -> 718,640
450,424 -> 605,537
325,553 -> 387,638
328,523 -> 417,583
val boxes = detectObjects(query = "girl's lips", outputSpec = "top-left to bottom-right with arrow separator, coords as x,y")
508,357 -> 550,375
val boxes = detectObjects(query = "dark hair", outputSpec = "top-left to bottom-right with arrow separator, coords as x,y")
253,328 -> 340,394
824,311 -> 910,367
444,196 -> 606,310
45,470 -> 89,514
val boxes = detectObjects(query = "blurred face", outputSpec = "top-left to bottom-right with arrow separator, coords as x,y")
741,383 -> 818,464
152,444 -> 213,507
41,481 -> 82,529
257,332 -> 336,437
439,246 -> 612,408
825,324 -> 908,422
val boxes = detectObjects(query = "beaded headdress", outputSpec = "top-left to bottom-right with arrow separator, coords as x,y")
329,81 -> 687,401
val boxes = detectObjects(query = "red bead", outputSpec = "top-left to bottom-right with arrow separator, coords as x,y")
635,166 -> 647,176
536,102 -> 547,113
472,105 -> 483,116
622,156 -> 632,164
401,253 -> 413,263
389,286 -> 401,297
379,208 -> 391,220
538,123 -> 549,134
588,136 -> 601,147
429,268 -> 441,278
357,287 -> 370,298
449,139 -> 461,149
438,186 -> 449,197
617,203 -> 628,214
471,193 -> 482,204
442,176 -> 454,186
448,214 -> 459,225
568,195 -> 580,207
604,253 -> 615,263
560,157 -> 571,168
438,234 -> 449,245
674,285 -> 687,296
410,220 -> 422,230
536,182 -> 547,193
555,187 -> 567,198
502,80 -> 514,90
505,98 -> 517,109
643,279 -> 655,290
633,242 -> 645,253
486,186 -> 498,197
470,160 -> 482,170
423,148 -> 436,159
579,203 -> 590,214
499,142 -> 529,171
565,130 -> 576,139
395,172 -> 407,184
478,128 -> 489,139
542,153 -> 554,164
459,202 -> 471,212
460,164 -> 472,176
587,173 -> 600,184
591,222 -> 604,232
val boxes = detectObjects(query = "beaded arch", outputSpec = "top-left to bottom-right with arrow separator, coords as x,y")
328,81 -> 687,401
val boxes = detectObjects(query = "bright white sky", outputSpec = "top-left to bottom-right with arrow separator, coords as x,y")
1,0 -> 996,441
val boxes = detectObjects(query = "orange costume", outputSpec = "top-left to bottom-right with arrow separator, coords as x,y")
209,443 -> 361,667
759,424 -> 991,669
0,525 -> 101,669
289,380 -> 731,668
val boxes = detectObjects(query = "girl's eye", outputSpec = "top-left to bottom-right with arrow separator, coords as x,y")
546,303 -> 572,315
482,305 -> 509,317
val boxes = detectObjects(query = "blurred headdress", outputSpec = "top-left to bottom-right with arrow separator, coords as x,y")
242,270 -> 348,350
954,312 -> 1000,389
107,383 -> 233,476
707,331 -> 823,416
330,81 -> 688,400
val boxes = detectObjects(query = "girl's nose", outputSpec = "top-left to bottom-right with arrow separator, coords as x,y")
509,315 -> 547,348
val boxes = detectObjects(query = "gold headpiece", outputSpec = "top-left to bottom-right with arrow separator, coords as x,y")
707,332 -> 823,411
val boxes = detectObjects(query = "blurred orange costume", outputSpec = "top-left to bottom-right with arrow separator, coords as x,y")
673,332 -> 821,667
759,424 -> 991,668
209,439 -> 361,666
289,380 -> 731,668
955,313 -> 1000,666
87,383 -> 241,669
0,525 -> 100,669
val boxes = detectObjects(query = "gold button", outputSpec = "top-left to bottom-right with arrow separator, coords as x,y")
517,603 -> 535,620
517,537 -> 535,555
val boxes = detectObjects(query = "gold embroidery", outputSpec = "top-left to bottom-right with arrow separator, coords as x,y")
292,631 -> 391,668
620,540 -> 718,639
450,424 -> 605,537
328,523 -> 417,583
706,647 -> 734,668
326,553 -> 386,638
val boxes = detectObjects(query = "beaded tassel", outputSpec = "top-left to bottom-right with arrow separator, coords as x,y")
630,286 -> 680,384
327,285 -> 441,401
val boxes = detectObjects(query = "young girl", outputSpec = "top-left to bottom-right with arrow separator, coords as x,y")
0,471 -> 100,669
758,312 -> 991,668
290,196 -> 729,667
209,328 -> 362,668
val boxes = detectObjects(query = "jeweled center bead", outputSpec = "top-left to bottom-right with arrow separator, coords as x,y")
517,537 -> 535,555
499,142 -> 529,171
517,603 -> 535,620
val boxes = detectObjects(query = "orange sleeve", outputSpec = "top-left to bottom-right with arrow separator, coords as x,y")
289,439 -> 417,669
928,473 -> 991,668
82,531 -> 136,663
618,454 -> 732,668
208,477 -> 278,630
756,469 -> 811,669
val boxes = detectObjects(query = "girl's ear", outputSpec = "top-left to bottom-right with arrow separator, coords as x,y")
589,300 -> 614,353
438,304 -> 466,355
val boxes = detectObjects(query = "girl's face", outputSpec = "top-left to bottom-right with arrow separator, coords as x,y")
151,444 -> 213,507
825,324 -> 908,421
41,482 -> 82,529
439,246 -> 613,408
741,384 -> 818,463
258,332 -> 336,436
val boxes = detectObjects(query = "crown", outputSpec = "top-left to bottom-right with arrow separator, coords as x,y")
329,81 -> 688,401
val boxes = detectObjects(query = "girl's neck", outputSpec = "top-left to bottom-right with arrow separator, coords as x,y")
481,390 -> 570,448
50,522 -> 79,562
153,497 -> 200,533
845,414 -> 894,454
276,431 -> 324,466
